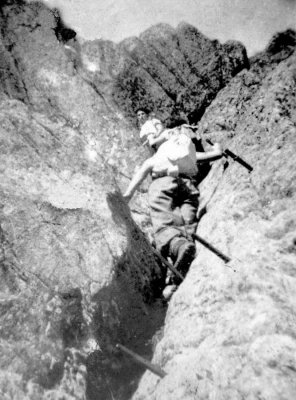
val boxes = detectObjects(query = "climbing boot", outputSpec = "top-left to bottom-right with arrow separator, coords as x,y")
162,284 -> 178,300
169,237 -> 196,278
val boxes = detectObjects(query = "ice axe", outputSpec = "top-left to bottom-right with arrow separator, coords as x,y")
206,139 -> 253,173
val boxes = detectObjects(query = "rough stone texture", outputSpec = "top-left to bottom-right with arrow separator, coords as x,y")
132,31 -> 296,400
0,2 -> 163,399
2,1 -> 296,400
82,22 -> 248,125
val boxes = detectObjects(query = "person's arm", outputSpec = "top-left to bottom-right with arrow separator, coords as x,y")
195,143 -> 223,163
154,120 -> 163,135
148,131 -> 167,148
146,120 -> 165,147
123,158 -> 154,202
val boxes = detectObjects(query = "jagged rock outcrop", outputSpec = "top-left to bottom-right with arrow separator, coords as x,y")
132,30 -> 296,400
0,2 -> 163,399
2,1 -> 295,400
82,22 -> 248,125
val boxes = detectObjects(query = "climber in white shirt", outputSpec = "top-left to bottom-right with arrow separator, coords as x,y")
124,122 -> 223,284
136,108 -> 165,151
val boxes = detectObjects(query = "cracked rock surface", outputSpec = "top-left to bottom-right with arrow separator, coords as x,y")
132,32 -> 296,400
1,1 -> 296,399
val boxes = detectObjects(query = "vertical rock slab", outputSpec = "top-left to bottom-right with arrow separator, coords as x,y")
0,2 -> 162,399
0,96 -> 163,399
132,32 -> 296,400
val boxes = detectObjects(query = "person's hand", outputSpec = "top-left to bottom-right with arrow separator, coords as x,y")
212,142 -> 222,153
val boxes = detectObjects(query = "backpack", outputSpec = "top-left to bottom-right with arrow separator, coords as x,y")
156,132 -> 198,176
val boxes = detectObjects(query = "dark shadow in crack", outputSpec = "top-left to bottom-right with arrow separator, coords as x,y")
85,191 -> 167,400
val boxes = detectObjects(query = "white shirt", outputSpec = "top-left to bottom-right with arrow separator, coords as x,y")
140,118 -> 163,143
152,133 -> 198,177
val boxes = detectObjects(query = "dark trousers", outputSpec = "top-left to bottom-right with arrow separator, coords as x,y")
148,176 -> 199,256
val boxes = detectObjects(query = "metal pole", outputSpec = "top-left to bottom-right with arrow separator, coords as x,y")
192,233 -> 231,263
116,344 -> 167,378
206,139 -> 253,172
151,247 -> 185,281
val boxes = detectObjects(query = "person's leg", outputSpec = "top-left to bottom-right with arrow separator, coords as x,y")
149,176 -> 196,291
165,177 -> 198,283
148,176 -> 181,256
179,178 -> 199,238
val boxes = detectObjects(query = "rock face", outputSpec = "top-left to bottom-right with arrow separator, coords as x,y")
0,2 -> 163,399
1,1 -> 295,400
132,30 -> 296,400
82,22 -> 248,125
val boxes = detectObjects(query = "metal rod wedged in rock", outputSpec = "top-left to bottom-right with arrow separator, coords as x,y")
151,246 -> 185,281
118,171 -> 131,180
116,343 -> 167,378
206,139 -> 253,173
192,233 -> 231,263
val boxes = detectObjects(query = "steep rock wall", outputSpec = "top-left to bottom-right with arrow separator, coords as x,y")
2,1 -> 295,400
0,2 -> 162,399
132,31 -> 296,400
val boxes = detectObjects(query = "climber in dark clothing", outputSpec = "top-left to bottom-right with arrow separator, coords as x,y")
124,123 -> 223,279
